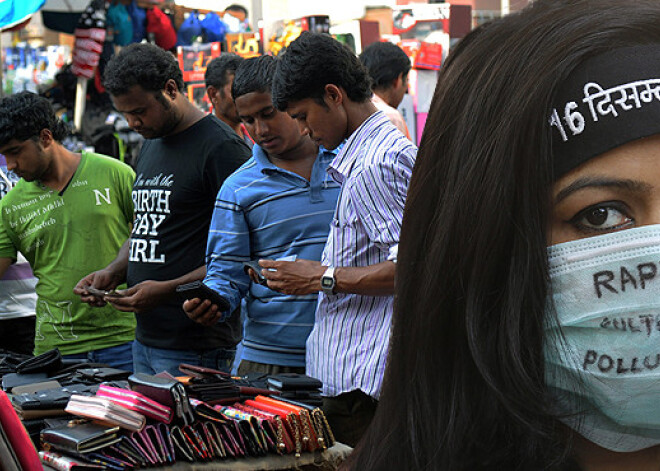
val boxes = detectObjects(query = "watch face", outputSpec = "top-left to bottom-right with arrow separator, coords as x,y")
321,277 -> 333,288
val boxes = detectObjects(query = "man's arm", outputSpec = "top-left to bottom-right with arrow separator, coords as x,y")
258,258 -> 395,296
104,265 -> 207,313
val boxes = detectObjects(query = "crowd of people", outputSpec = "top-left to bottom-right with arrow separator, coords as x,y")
1,0 -> 660,468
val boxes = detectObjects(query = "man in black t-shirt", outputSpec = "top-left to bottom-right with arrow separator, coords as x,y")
75,43 -> 250,375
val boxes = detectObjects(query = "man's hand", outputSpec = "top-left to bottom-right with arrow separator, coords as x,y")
74,268 -> 124,307
183,298 -> 222,326
104,280 -> 172,314
258,259 -> 325,295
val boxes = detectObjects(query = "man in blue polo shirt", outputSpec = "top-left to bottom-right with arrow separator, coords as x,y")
183,55 -> 340,375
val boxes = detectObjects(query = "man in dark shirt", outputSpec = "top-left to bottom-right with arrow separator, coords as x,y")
75,43 -> 251,375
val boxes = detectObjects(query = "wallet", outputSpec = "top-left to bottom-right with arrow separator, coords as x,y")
2,372 -> 49,392
65,394 -> 146,432
12,383 -> 98,411
97,384 -> 173,423
16,348 -> 63,375
266,373 -> 322,391
41,421 -> 121,454
39,450 -> 105,470
128,373 -> 195,425
76,367 -> 132,382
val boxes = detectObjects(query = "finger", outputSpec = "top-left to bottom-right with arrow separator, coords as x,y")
258,259 -> 278,269
182,298 -> 202,313
105,300 -> 135,312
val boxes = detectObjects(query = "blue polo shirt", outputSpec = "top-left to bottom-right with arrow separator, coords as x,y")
204,144 -> 340,367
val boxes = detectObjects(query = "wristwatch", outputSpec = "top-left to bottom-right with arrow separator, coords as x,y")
320,266 -> 336,295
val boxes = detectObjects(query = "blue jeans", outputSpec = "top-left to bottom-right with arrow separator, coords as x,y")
132,340 -> 236,376
62,341 -> 134,371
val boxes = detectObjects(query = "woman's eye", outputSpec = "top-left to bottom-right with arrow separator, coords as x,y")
570,203 -> 633,232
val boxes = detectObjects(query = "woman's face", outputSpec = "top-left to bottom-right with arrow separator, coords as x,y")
550,134 -> 660,246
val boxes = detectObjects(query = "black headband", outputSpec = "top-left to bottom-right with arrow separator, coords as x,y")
550,44 -> 660,179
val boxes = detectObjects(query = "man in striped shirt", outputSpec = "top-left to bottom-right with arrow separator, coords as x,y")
267,33 -> 417,447
183,56 -> 341,375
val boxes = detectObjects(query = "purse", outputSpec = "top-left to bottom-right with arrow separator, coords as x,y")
16,348 -> 63,375
64,394 -> 146,432
39,450 -> 105,470
128,373 -> 195,425
96,384 -> 173,423
40,421 -> 122,454
0,390 -> 43,469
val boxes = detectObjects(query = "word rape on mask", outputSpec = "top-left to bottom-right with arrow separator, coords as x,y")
129,173 -> 173,264
544,225 -> 660,452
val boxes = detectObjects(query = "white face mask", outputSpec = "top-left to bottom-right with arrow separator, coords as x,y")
545,224 -> 660,452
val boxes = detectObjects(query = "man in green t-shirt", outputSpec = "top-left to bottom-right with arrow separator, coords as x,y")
0,92 -> 136,368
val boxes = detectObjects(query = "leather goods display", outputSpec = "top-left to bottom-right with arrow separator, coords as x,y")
97,384 -> 173,423
64,395 -> 146,432
0,350 -> 32,376
41,421 -> 121,454
128,373 -> 195,425
0,390 -> 43,469
2,372 -> 50,392
16,348 -> 63,375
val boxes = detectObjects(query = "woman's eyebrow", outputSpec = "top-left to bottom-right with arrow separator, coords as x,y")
554,177 -> 652,203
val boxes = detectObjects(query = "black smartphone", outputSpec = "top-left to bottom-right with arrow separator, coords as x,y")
175,281 -> 231,312
242,260 -> 268,286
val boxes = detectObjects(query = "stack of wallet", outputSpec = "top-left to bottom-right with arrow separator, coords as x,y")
266,373 -> 323,406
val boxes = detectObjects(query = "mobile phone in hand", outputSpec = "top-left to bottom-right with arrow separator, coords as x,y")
175,281 -> 231,312
85,286 -> 126,298
242,260 -> 268,286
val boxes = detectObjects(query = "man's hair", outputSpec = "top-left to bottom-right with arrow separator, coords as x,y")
0,92 -> 69,147
104,43 -> 184,96
272,32 -> 372,110
205,54 -> 244,89
232,55 -> 275,101
359,41 -> 411,90
225,4 -> 248,17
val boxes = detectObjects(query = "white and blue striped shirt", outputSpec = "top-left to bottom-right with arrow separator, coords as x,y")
306,111 -> 417,398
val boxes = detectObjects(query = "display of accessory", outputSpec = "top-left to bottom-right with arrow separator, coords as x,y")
128,373 -> 195,425
64,395 -> 146,432
40,421 -> 121,454
97,384 -> 173,423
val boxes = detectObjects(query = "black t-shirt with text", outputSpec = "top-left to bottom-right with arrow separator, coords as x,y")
127,115 -> 250,350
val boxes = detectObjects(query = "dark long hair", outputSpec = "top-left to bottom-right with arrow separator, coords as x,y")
348,1 -> 660,470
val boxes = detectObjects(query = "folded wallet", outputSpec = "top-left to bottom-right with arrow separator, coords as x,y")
41,421 -> 121,454
128,373 -> 194,425
65,394 -> 146,432
97,384 -> 173,423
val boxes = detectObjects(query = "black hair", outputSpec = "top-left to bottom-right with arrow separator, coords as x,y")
205,53 -> 244,89
225,4 -> 248,17
272,32 -> 372,110
359,41 -> 411,90
347,1 -> 660,470
231,55 -> 275,101
103,43 -> 184,96
0,92 -> 69,147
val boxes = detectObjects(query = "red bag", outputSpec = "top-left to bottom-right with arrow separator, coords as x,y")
0,390 -> 42,469
146,7 -> 176,50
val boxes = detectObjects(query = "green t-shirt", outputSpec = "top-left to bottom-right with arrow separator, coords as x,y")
0,151 -> 136,355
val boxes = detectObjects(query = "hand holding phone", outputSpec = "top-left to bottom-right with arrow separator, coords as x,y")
175,281 -> 231,312
84,286 -> 126,298
242,260 -> 268,286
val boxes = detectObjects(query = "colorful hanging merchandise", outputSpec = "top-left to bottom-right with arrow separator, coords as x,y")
71,0 -> 107,79
177,11 -> 202,46
126,0 -> 147,43
146,6 -> 177,51
200,11 -> 226,43
106,1 -> 133,46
